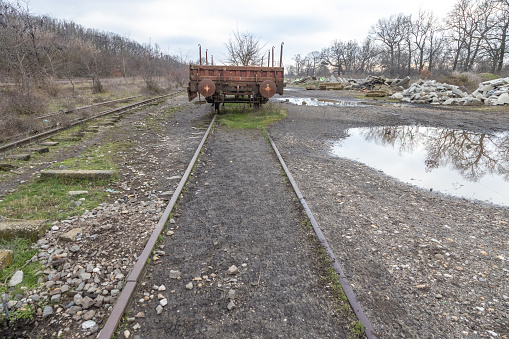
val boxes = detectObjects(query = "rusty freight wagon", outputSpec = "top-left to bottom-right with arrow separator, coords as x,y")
187,46 -> 285,112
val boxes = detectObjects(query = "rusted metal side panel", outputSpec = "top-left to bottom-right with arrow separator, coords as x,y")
187,64 -> 285,104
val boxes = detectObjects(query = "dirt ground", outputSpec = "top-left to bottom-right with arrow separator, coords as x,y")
268,87 -> 509,338
1,86 -> 508,338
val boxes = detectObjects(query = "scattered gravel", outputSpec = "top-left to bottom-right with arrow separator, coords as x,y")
0,94 -> 211,338
269,87 -> 509,338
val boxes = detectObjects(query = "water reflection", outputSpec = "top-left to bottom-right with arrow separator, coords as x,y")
278,98 -> 363,106
331,126 -> 509,206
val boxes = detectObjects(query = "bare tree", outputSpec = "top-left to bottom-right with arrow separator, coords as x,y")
370,14 -> 408,75
224,29 -> 266,66
307,51 -> 321,76
292,54 -> 304,75
321,40 -> 344,76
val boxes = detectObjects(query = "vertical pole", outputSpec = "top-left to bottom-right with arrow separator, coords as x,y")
206,50 -> 208,65
198,44 -> 202,65
272,46 -> 275,67
280,42 -> 284,67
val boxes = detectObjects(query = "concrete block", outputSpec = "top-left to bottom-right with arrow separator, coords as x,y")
40,170 -> 116,180
0,218 -> 48,241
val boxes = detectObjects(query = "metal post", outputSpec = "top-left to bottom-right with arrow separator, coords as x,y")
280,42 -> 284,67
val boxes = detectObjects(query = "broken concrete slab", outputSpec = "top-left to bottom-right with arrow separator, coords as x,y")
0,249 -> 13,270
50,136 -> 81,142
67,190 -> 89,196
319,83 -> 345,90
60,227 -> 82,242
40,170 -> 116,180
6,154 -> 31,161
26,146 -> 50,154
0,218 -> 48,241
38,141 -> 59,147
0,164 -> 17,171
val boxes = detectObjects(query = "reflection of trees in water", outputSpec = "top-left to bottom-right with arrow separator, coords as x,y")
359,126 -> 509,182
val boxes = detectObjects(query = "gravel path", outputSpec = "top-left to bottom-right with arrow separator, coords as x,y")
269,87 -> 509,338
127,126 -> 351,338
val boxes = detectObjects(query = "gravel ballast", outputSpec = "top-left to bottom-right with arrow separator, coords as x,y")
127,126 -> 352,338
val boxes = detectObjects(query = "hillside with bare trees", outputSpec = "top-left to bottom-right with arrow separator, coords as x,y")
0,0 -> 187,140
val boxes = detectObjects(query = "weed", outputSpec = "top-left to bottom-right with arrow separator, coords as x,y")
0,238 -> 41,296
8,306 -> 36,323
216,103 -> 286,130
0,140 -> 126,220
351,320 -> 365,336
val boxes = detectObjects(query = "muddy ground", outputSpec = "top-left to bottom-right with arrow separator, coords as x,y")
0,86 -> 508,338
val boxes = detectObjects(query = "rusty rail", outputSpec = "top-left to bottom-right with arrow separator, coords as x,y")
267,131 -> 378,339
97,114 -> 217,338
0,92 -> 182,154
36,95 -> 141,120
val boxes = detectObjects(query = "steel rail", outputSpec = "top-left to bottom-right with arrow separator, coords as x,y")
266,131 -> 378,339
0,91 -> 183,154
36,95 -> 142,120
97,114 -> 217,339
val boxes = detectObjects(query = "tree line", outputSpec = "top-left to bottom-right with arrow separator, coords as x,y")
0,0 -> 186,96
288,0 -> 509,78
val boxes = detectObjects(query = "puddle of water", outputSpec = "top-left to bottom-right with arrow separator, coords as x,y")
278,97 -> 363,106
331,126 -> 509,206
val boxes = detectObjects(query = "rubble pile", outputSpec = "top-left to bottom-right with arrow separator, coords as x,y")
389,77 -> 509,105
389,79 -> 470,105
292,76 -> 317,84
313,75 -> 410,92
469,77 -> 509,105
344,75 -> 411,91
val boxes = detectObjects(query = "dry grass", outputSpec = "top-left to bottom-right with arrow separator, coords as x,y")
0,77 -> 181,143
439,72 -> 482,92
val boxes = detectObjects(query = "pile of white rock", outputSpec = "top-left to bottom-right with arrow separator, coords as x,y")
470,77 -> 509,105
389,79 -> 470,105
389,77 -> 509,106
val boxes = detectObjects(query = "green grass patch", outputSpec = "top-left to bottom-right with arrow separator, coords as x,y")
477,73 -> 499,82
0,177 -> 109,220
217,103 -> 286,130
0,141 -> 128,220
0,238 -> 41,296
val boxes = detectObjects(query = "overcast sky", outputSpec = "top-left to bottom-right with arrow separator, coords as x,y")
25,0 -> 457,66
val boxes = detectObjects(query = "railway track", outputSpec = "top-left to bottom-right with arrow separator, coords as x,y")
95,117 -> 376,338
1,96 -> 376,338
0,92 -> 182,154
